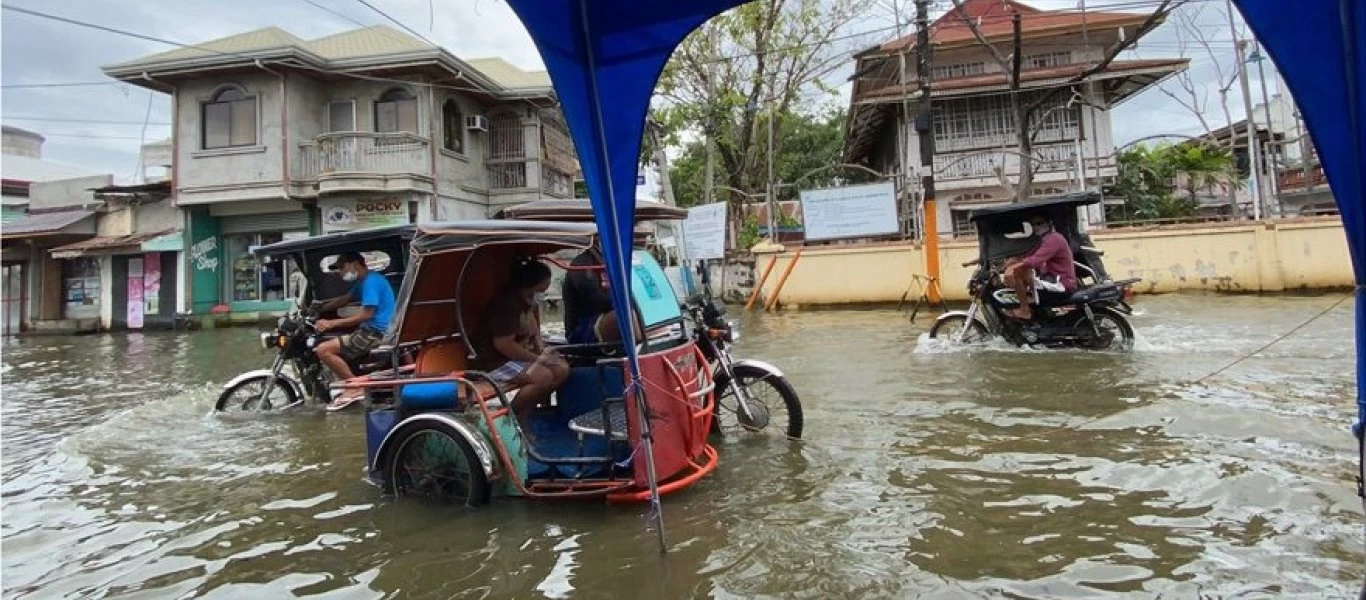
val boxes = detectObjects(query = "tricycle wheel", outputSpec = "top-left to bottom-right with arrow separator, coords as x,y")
215,375 -> 299,412
713,364 -> 803,439
385,422 -> 490,507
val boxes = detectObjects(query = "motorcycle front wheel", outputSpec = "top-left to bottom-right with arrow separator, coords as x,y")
712,364 -> 804,439
215,374 -> 300,412
928,314 -> 989,344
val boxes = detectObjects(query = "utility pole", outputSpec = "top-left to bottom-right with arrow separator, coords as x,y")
1229,3 -> 1263,220
1252,44 -> 1281,216
915,0 -> 940,302
647,120 -> 677,206
766,103 -> 778,239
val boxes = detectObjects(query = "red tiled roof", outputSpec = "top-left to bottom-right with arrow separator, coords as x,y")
877,0 -> 1150,53
859,58 -> 1189,100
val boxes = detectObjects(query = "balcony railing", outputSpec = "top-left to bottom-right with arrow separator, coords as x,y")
935,144 -> 1113,181
296,132 -> 432,180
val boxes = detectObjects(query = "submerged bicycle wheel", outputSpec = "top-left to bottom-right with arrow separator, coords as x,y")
713,364 -> 803,439
386,423 -> 490,506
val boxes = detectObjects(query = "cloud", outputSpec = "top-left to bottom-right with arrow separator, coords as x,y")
1,0 -> 1284,181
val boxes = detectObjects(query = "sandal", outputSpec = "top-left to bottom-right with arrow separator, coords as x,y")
326,392 -> 363,412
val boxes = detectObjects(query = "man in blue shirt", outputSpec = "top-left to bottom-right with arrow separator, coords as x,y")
314,251 -> 396,411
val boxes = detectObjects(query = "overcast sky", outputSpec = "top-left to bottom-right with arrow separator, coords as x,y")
0,0 -> 1276,184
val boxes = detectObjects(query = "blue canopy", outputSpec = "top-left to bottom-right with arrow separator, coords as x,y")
501,0 -> 751,543
1233,1 -> 1364,442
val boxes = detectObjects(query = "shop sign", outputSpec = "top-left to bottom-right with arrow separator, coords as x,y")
190,236 -> 218,272
322,198 -> 409,232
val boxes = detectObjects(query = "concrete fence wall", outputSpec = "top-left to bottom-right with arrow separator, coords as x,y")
752,217 -> 1353,307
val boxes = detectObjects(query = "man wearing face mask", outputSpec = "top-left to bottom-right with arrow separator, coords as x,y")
1002,213 -> 1077,320
314,251 -> 396,410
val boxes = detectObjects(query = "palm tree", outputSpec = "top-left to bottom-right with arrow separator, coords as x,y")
1165,142 -> 1239,213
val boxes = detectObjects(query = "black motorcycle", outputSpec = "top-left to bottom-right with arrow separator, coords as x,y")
928,262 -> 1136,350
214,306 -> 404,411
684,264 -> 803,438
928,192 -> 1138,350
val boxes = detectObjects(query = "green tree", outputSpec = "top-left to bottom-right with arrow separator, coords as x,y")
1107,142 -> 1238,221
653,0 -> 875,207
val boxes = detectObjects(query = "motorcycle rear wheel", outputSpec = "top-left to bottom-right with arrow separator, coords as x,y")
1084,307 -> 1135,351
215,375 -> 299,412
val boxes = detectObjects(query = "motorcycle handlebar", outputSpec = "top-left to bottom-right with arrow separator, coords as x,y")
962,259 -> 981,267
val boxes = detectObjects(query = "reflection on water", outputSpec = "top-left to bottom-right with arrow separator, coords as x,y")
2,294 -> 1362,598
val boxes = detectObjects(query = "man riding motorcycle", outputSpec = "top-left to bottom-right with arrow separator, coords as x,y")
1002,214 -> 1077,320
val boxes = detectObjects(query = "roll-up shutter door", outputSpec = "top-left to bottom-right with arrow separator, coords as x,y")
219,211 -> 310,234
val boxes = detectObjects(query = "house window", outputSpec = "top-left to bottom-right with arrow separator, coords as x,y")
202,87 -> 257,149
1024,51 -> 1071,69
327,100 -> 356,132
932,61 -> 985,80
442,99 -> 465,154
374,88 -> 418,134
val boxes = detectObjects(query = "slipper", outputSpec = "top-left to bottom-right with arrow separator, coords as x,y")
326,393 -> 362,412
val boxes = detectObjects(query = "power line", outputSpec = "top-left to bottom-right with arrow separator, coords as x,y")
352,0 -> 441,48
297,0 -> 372,28
0,4 -> 523,98
2,116 -> 171,126
2,82 -> 118,89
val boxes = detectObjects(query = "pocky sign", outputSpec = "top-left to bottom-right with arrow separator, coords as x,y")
322,197 -> 410,232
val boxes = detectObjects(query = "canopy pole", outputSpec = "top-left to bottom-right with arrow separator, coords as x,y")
574,0 -> 667,554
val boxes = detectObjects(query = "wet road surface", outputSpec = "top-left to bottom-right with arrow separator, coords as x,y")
2,293 -> 1363,598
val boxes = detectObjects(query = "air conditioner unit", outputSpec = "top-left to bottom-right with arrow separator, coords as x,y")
465,115 -> 489,132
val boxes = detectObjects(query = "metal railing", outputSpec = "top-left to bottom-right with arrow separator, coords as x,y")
295,132 -> 431,179
935,144 -> 1116,180
487,161 -> 527,189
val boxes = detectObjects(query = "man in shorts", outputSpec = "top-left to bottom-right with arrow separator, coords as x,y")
314,251 -> 396,411
486,259 -> 568,440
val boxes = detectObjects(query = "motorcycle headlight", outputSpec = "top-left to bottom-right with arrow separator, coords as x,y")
260,332 -> 273,349
306,336 -> 317,349
727,321 -> 739,342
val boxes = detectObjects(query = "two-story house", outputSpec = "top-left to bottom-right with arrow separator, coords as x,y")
845,0 -> 1187,236
102,26 -> 578,316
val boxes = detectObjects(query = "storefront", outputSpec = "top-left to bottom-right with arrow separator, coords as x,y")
187,203 -> 316,314
61,257 -> 102,320
49,230 -> 184,330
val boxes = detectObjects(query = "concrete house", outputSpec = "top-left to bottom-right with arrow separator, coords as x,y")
844,0 -> 1187,236
102,25 -> 578,316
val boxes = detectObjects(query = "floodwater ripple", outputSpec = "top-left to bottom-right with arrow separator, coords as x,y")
1,294 -> 1362,598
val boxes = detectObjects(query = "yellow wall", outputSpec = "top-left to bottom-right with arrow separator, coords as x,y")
756,218 -> 1352,306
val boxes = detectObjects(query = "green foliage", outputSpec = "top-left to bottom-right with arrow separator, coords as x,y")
736,216 -> 762,249
1107,142 -> 1238,221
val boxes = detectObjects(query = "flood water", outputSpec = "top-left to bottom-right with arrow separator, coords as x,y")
2,294 -> 1363,598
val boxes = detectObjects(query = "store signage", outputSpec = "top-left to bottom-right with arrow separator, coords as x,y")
322,197 -> 410,232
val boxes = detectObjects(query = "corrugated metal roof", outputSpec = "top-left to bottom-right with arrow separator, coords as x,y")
0,208 -> 95,237
465,57 -> 551,89
0,154 -> 99,184
49,228 -> 178,257
309,26 -> 430,60
104,26 -> 552,97
106,27 -> 305,68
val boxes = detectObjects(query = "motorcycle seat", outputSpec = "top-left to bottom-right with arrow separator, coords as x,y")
1050,283 -> 1121,306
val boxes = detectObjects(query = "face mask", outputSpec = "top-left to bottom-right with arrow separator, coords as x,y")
1032,223 -> 1051,236
342,269 -> 358,282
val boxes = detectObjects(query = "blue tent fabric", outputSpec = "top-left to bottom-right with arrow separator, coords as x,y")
501,1 -> 746,398
1234,0 -> 1365,439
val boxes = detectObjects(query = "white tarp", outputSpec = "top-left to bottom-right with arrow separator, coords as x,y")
800,181 -> 898,241
680,202 -> 727,260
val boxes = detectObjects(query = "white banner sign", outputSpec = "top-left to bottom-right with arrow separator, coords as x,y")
680,202 -> 727,260
800,181 -> 899,241
321,197 -> 410,233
